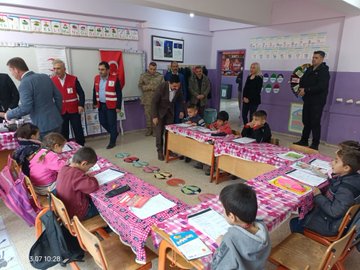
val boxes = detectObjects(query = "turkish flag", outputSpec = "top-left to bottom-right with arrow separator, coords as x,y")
99,50 -> 125,89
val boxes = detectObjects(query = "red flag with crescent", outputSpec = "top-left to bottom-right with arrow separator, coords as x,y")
99,50 -> 125,89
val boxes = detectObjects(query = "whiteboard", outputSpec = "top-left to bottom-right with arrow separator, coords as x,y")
68,48 -> 143,98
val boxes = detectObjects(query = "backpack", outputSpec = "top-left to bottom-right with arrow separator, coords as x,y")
0,156 -> 39,226
29,202 -> 84,269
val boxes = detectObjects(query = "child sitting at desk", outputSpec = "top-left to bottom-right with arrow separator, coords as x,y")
241,110 -> 271,143
56,147 -> 99,220
12,123 -> 41,177
212,183 -> 270,270
29,133 -> 66,195
182,104 -> 205,127
290,145 -> 360,236
209,111 -> 232,135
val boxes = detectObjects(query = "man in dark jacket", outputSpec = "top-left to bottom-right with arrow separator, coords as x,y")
151,75 -> 184,161
0,73 -> 19,122
294,50 -> 330,150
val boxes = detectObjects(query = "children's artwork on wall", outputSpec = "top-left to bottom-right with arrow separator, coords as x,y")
221,50 -> 246,77
51,20 -> 61,34
30,18 -> 41,32
288,103 -> 304,133
273,83 -> 280,94
265,84 -> 272,93
263,73 -> 269,83
270,73 -> 277,83
41,19 -> 52,33
277,74 -> 284,83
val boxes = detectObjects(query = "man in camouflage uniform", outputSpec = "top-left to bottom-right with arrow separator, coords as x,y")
138,62 -> 164,136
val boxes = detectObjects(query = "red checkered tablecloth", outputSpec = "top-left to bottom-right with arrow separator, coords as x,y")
0,132 -> 17,151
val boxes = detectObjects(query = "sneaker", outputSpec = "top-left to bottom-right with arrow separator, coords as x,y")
185,157 -> 192,163
158,152 -> 165,161
194,162 -> 203,169
309,144 -> 319,150
106,143 -> 116,149
293,140 -> 308,147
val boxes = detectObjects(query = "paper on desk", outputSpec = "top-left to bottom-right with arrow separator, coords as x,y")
176,123 -> 192,128
277,151 -> 305,161
310,159 -> 331,171
188,208 -> 231,242
94,168 -> 125,186
286,169 -> 328,187
130,194 -> 176,219
290,162 -> 327,178
62,144 -> 73,152
195,127 -> 213,133
88,163 -> 101,173
233,137 -> 256,144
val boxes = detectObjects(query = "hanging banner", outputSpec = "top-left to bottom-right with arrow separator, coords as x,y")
99,50 -> 125,89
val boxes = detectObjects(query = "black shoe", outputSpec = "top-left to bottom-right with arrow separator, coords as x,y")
106,143 -> 116,149
309,144 -> 319,150
179,155 -> 184,160
194,162 -> 203,169
204,169 -> 211,176
158,152 -> 165,161
231,175 -> 238,180
185,157 -> 192,163
293,140 -> 308,147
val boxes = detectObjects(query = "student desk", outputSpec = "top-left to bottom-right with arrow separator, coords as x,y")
0,131 -> 17,169
165,124 -> 234,181
213,141 -> 294,183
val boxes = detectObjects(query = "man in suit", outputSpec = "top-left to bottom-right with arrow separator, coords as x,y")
93,61 -> 122,149
0,73 -> 19,122
151,74 -> 184,161
1,57 -> 63,138
188,66 -> 211,117
52,59 -> 85,145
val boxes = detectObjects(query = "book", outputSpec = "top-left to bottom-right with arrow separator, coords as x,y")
277,151 -> 305,161
269,176 -> 312,196
286,169 -> 328,187
130,194 -> 176,219
94,168 -> 125,185
117,192 -> 151,208
170,230 -> 212,260
233,137 -> 256,144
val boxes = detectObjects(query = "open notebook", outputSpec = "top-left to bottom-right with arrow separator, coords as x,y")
94,168 -> 125,186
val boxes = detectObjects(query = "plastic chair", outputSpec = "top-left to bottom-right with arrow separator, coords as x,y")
289,144 -> 319,154
304,204 -> 360,245
73,215 -> 156,270
269,226 -> 356,270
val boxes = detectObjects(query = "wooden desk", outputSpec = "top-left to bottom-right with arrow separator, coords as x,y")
165,131 -> 215,181
216,155 -> 276,183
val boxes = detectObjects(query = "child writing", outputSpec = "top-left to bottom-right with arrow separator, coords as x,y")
212,183 -> 270,270
209,111 -> 232,135
56,147 -> 99,220
290,144 -> 360,236
241,110 -> 271,143
182,104 -> 205,127
12,123 -> 41,177
29,133 -> 67,195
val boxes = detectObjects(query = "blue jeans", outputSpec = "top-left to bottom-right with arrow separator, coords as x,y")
83,199 -> 99,220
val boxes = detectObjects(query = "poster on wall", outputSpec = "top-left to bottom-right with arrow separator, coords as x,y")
151,35 -> 184,62
35,46 -> 68,76
288,103 -> 304,133
221,50 -> 246,76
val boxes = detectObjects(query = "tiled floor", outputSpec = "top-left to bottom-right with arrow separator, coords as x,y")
0,102 -> 358,269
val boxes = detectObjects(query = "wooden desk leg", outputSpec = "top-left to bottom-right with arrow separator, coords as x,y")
158,240 -> 171,270
209,153 -> 215,183
215,159 -> 220,185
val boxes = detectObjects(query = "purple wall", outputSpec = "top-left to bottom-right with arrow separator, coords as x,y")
122,100 -> 146,131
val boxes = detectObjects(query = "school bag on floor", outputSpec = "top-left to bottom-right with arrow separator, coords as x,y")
0,155 -> 39,226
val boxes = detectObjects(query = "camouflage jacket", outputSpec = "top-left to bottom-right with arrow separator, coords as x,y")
138,71 -> 164,104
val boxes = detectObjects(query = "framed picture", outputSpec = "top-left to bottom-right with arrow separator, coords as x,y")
151,35 -> 184,62
288,103 -> 304,133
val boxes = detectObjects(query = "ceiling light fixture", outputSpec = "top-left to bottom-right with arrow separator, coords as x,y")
189,13 -> 195,18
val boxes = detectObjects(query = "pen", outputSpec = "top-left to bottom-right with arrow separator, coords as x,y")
286,169 -> 296,175
110,168 -> 125,174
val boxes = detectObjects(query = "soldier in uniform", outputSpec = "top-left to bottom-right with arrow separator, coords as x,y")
138,62 -> 164,136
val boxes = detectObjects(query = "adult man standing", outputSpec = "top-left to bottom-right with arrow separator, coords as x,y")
188,66 -> 211,116
1,57 -> 62,138
165,61 -> 187,123
93,61 -> 122,149
52,59 -> 85,145
294,51 -> 330,150
152,75 -> 184,161
138,62 -> 164,136
0,73 -> 19,122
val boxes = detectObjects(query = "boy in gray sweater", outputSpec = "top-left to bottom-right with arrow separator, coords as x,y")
211,183 -> 270,270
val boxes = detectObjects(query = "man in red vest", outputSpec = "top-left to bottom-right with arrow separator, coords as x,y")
52,59 -> 85,145
93,61 -> 122,149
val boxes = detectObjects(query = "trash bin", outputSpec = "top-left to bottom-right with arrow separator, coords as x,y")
204,108 -> 217,124
221,84 -> 232,99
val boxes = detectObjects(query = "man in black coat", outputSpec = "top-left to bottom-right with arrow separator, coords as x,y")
0,73 -> 19,121
294,51 -> 330,150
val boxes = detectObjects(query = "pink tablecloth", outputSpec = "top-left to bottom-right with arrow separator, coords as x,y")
0,132 -> 17,151
214,140 -> 293,167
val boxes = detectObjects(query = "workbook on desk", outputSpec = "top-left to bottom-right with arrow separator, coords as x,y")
170,230 -> 212,260
187,208 -> 231,242
94,168 -> 125,185
277,151 -> 305,161
286,169 -> 328,187
130,194 -> 176,219
233,137 -> 256,144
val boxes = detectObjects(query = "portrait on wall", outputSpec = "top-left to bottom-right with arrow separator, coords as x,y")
221,50 -> 246,76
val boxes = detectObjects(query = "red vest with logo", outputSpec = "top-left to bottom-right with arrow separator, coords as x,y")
94,75 -> 117,109
51,74 -> 79,114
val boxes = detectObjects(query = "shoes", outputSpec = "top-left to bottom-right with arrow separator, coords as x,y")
179,156 -> 184,160
158,152 -> 165,161
185,157 -> 192,163
293,140 -> 308,147
169,151 -> 178,157
106,143 -> 116,149
194,162 -> 203,169
204,168 -> 211,176
231,175 -> 238,180
309,144 -> 319,150
145,128 -> 152,136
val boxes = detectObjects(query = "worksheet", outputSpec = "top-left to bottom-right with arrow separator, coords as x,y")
286,169 -> 328,187
233,137 -> 256,144
94,168 -> 125,185
130,194 -> 176,219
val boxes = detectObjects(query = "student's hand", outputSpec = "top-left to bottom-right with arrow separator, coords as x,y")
179,112 -> 184,119
313,187 -> 321,196
199,94 -> 205,99
78,106 -> 84,113
243,97 -> 249,103
0,112 -> 5,119
298,88 -> 305,97
216,235 -> 223,245
153,117 -> 159,126
116,109 -> 121,113
191,122 -> 197,126
248,121 -> 255,128
185,121 -> 192,124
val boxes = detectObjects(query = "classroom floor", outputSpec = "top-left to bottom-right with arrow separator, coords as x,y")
1,100 -> 358,269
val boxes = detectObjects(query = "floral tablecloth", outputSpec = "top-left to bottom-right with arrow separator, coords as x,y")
0,132 -> 17,151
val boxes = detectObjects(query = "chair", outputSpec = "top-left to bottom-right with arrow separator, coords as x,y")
269,226 -> 356,270
73,215 -> 157,270
289,144 -> 319,154
157,240 -> 195,270
271,137 -> 280,146
304,204 -> 360,245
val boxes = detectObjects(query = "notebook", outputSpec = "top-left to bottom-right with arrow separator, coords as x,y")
170,230 -> 212,260
94,168 -> 125,186
277,151 -> 305,161
286,169 -> 328,187
233,137 -> 256,144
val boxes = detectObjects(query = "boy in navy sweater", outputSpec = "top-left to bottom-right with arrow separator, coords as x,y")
241,110 -> 271,143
